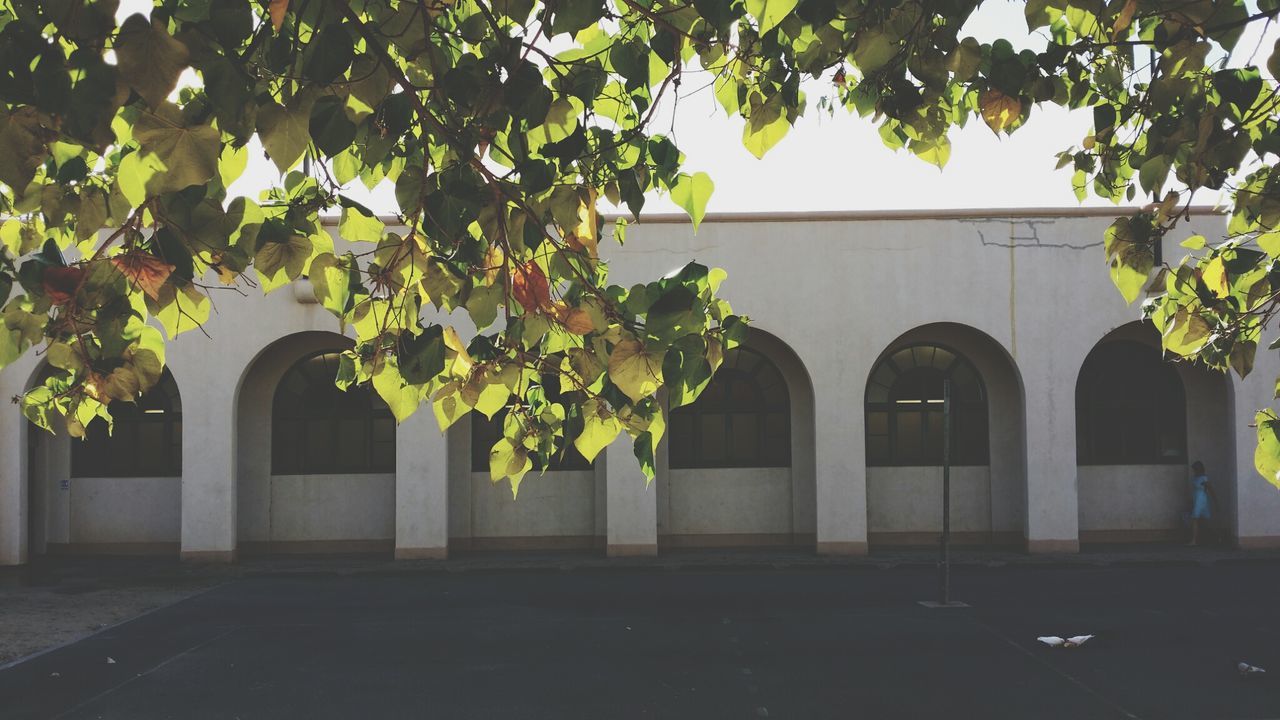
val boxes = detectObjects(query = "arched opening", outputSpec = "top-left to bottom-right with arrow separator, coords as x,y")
28,368 -> 183,556
448,377 -> 602,552
273,352 -> 395,475
865,323 -> 1025,548
657,328 -> 817,548
1075,322 -> 1235,543
237,332 -> 395,554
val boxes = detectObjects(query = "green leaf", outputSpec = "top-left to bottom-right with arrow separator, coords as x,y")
130,104 -> 220,197
0,107 -> 52,192
309,96 -> 356,158
1269,39 -> 1280,85
256,94 -> 315,174
851,30 -> 899,73
1138,155 -> 1170,196
949,37 -> 982,82
115,14 -> 190,108
744,0 -> 798,34
1256,409 -> 1280,489
670,172 -> 714,232
1229,339 -> 1256,379
465,283 -> 502,331
399,326 -> 445,385
255,232 -> 313,293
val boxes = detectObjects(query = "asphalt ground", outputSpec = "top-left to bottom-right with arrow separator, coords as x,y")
3,561 -> 1280,719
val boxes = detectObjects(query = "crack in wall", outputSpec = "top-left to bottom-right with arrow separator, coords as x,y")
959,218 -> 1104,250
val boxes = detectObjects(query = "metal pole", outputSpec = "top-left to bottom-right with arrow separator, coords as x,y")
940,378 -> 952,605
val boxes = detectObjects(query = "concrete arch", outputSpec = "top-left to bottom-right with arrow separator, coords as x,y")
25,364 -> 184,557
865,322 -> 1028,548
656,326 -> 818,548
235,330 -> 395,555
1075,321 -> 1236,543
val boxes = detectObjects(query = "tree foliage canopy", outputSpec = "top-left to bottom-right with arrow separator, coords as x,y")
3,0 -> 1280,492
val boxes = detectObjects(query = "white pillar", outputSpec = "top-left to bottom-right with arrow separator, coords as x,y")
1023,379 -> 1080,553
395,408 -> 449,559
1234,352 -> 1280,548
605,435 -> 656,556
0,356 -> 39,566
0,396 -> 27,566
180,389 -> 237,562
814,375 -> 867,555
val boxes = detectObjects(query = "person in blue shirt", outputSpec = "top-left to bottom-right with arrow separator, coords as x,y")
1188,461 -> 1217,546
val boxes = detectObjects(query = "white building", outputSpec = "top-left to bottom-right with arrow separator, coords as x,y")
3,207 -> 1278,565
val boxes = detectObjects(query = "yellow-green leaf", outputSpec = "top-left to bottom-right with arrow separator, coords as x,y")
574,398 -> 622,462
1203,256 -> 1229,298
608,338 -> 664,403
372,356 -> 421,422
489,438 -> 533,497
744,0 -> 798,34
309,252 -> 351,315
147,283 -> 210,339
339,206 -> 384,243
670,172 -> 714,232
743,114 -> 790,159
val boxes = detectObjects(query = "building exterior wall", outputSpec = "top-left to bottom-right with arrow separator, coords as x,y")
67,477 -> 181,548
2,208 -> 1277,564
1078,465 -> 1186,537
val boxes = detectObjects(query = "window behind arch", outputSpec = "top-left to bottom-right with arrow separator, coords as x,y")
1076,340 -> 1186,465
865,344 -> 988,466
272,352 -> 395,475
71,369 -> 182,477
668,347 -> 791,469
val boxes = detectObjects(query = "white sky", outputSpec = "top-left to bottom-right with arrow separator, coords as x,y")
116,0 -> 1278,215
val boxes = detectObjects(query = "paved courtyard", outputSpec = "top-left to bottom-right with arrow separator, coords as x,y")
3,559 -> 1280,719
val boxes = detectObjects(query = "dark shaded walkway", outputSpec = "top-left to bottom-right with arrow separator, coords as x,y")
3,562 -> 1280,719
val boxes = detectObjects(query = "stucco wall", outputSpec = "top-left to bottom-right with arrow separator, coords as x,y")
448,417 -> 602,548
1078,465 -> 1186,532
265,473 -> 394,542
68,477 -> 181,544
665,467 -> 792,537
867,466 -> 994,534
467,471 -> 597,539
